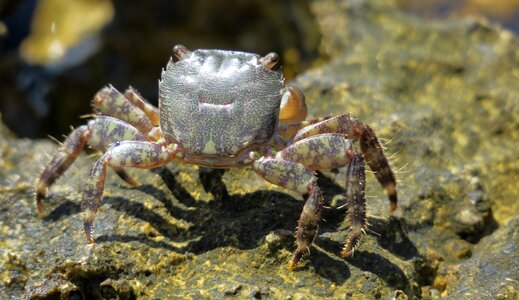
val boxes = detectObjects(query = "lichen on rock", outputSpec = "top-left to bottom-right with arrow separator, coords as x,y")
1,0 -> 519,299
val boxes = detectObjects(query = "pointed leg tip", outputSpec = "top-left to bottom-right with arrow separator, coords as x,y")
288,249 -> 306,271
36,207 -> 46,216
340,250 -> 352,259
389,194 -> 398,213
130,180 -> 141,188
287,262 -> 297,271
36,192 -> 47,216
84,219 -> 95,244
86,232 -> 95,244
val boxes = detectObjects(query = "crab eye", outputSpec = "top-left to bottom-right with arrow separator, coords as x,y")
279,86 -> 307,124
172,44 -> 192,62
260,52 -> 279,70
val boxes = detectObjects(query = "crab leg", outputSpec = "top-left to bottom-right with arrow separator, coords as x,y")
36,117 -> 149,214
277,134 -> 354,170
93,85 -> 161,141
290,114 -> 397,212
277,116 -> 332,140
86,117 -> 149,186
123,87 -> 160,126
252,158 -> 322,270
82,141 -> 175,243
277,133 -> 370,259
341,153 -> 367,258
37,125 -> 89,214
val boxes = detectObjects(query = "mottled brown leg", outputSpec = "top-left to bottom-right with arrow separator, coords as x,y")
291,114 -> 397,212
277,133 -> 354,170
277,116 -> 332,140
271,133 -> 370,262
82,141 -> 175,243
37,117 -> 151,214
360,125 -> 397,211
37,125 -> 90,214
93,85 -> 161,140
341,153 -> 367,258
123,87 -> 160,126
290,182 -> 323,270
86,116 -> 150,187
252,158 -> 323,270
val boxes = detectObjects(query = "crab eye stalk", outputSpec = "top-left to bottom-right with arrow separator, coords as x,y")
260,52 -> 279,70
172,44 -> 192,62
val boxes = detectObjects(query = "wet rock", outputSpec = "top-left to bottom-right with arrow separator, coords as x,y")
448,216 -> 519,299
1,0 -> 519,299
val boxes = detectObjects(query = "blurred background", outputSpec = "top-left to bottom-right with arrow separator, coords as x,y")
1,0 -> 518,139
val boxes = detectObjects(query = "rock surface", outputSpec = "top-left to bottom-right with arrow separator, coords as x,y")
1,0 -> 518,299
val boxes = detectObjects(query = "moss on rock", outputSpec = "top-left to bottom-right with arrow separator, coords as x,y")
1,0 -> 518,298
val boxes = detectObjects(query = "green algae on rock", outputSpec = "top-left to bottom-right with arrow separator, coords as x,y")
1,0 -> 519,298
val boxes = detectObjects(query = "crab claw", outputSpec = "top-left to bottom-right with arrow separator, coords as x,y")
172,44 -> 192,61
260,52 -> 279,70
279,86 -> 307,124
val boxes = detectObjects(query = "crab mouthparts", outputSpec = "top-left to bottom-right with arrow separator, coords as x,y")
198,98 -> 235,109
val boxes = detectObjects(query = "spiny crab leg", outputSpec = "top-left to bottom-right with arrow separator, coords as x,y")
82,141 -> 180,242
253,157 -> 322,270
277,116 -> 333,141
37,117 -> 149,214
255,133 -> 362,269
37,125 -> 90,214
93,85 -> 162,141
122,87 -> 160,127
341,153 -> 367,258
290,114 -> 397,212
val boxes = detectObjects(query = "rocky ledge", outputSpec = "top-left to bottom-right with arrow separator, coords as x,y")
1,0 -> 518,299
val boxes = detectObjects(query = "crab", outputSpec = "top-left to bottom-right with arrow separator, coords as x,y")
36,45 -> 398,270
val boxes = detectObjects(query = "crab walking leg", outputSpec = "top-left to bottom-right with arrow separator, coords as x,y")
123,87 -> 160,126
277,116 -> 332,140
275,134 -> 371,260
86,116 -> 149,186
252,158 -> 323,270
93,85 -> 161,141
37,126 -> 89,214
277,134 -> 354,170
341,153 -> 367,258
36,117 -> 150,214
291,114 -> 398,212
82,141 -> 174,243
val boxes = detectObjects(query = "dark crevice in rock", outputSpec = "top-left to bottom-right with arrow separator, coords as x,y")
457,208 -> 499,244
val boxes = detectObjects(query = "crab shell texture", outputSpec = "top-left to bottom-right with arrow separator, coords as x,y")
159,49 -> 284,158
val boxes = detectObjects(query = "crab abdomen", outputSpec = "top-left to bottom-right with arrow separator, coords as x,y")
159,49 -> 284,156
